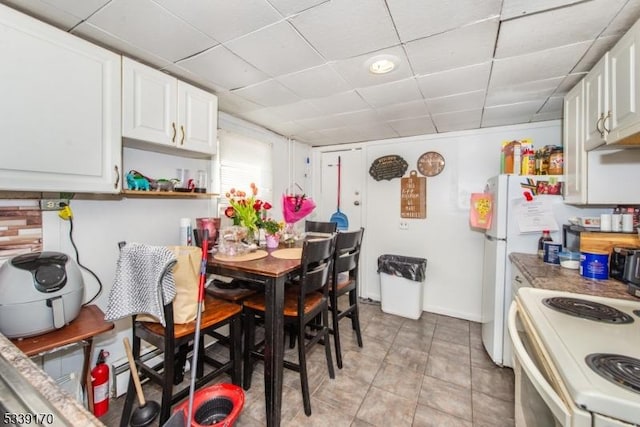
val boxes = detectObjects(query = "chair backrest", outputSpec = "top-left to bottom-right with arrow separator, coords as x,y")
305,220 -> 338,234
298,235 -> 336,301
333,228 -> 364,282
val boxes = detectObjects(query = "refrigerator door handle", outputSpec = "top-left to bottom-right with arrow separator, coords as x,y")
485,234 -> 507,242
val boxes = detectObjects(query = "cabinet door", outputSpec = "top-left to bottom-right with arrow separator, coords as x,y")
0,5 -> 121,193
563,81 -> 586,204
177,81 -> 217,155
583,54 -> 608,150
122,57 -> 177,146
607,20 -> 640,143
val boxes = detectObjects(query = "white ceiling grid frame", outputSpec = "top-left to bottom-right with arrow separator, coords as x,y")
405,18 -> 499,75
231,79 -> 301,107
176,45 -> 269,90
288,0 -> 400,60
496,0 -> 629,59
275,64 -> 352,99
426,90 -> 486,115
266,0 -> 329,17
356,78 -> 424,108
375,99 -> 431,122
85,0 -> 216,63
224,20 -> 325,77
500,0 -> 586,20
490,40 -> 593,88
485,76 -> 566,107
387,115 -> 437,137
386,0 -> 502,42
152,0 -> 282,43
432,109 -> 483,133
416,62 -> 492,100
1,0 -> 108,30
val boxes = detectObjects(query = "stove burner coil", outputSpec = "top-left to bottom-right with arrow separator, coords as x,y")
542,297 -> 634,324
586,353 -> 640,394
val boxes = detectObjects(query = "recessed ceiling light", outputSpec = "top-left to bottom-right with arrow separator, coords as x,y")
366,55 -> 399,75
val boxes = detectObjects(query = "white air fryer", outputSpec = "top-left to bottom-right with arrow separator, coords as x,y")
0,252 -> 84,338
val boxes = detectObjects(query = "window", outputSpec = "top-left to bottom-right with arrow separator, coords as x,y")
218,129 -> 273,217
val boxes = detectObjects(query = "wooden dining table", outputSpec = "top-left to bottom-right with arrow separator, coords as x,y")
207,246 -> 302,427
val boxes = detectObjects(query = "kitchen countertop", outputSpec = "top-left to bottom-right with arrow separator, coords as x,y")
0,333 -> 104,426
509,252 -> 638,301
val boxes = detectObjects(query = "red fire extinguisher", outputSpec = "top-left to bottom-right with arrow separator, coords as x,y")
91,349 -> 110,417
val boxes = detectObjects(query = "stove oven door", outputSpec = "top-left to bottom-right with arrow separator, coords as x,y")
508,301 -> 592,427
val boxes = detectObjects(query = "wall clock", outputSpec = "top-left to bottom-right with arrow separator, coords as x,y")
417,151 -> 445,177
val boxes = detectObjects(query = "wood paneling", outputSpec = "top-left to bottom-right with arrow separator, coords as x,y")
0,206 -> 42,259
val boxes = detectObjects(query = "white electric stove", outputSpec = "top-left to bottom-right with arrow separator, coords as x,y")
515,288 -> 640,426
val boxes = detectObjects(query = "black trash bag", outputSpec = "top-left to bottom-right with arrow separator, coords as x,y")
377,255 -> 427,282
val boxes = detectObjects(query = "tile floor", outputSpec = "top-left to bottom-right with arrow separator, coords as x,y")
102,300 -> 515,427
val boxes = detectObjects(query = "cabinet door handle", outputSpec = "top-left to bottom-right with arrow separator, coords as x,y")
180,125 -> 185,145
515,276 -> 523,283
602,111 -> 611,133
596,113 -> 605,137
114,165 -> 120,190
172,122 -> 177,143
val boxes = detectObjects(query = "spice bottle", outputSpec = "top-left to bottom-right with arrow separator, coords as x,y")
538,230 -> 552,259
549,147 -> 564,175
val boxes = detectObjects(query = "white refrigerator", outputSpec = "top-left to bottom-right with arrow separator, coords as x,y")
480,174 -> 604,368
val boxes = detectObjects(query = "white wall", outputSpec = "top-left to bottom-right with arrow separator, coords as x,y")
314,120 -> 562,322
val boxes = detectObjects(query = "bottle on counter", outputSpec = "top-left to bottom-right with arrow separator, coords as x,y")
538,230 -> 552,259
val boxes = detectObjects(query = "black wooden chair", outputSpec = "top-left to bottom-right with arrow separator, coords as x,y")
329,228 -> 364,369
305,220 -> 338,234
119,251 -> 242,426
242,235 -> 336,416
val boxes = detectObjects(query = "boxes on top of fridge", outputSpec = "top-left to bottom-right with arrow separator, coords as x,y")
501,138 -> 533,174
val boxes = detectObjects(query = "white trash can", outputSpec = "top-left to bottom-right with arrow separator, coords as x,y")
378,255 -> 427,320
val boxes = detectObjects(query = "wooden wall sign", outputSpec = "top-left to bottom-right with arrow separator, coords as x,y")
401,170 -> 426,218
369,155 -> 408,181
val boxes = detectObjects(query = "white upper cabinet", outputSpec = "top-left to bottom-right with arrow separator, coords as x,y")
583,54 -> 608,151
581,18 -> 640,149
563,81 -> 585,204
0,4 -> 122,193
122,57 -> 217,157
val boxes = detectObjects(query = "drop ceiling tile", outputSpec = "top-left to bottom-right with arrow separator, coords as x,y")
315,126 -> 365,144
217,92 -> 265,115
289,0 -> 399,60
292,129 -> 327,144
232,79 -> 301,107
331,45 -> 412,88
276,64 -> 351,99
352,123 -> 399,142
72,23 -> 173,69
153,0 -> 281,43
426,91 -> 485,115
553,73 -> 586,95
496,0 -> 627,59
334,109 -> 383,126
267,0 -> 329,17
539,96 -> 564,113
417,62 -> 491,99
238,108 -> 285,129
177,45 -> 269,90
532,111 -> 563,122
268,120 -> 311,137
1,0 -> 107,30
86,0 -> 215,62
356,78 -> 422,108
573,36 -> 618,73
267,100 -> 322,121
490,41 -> 591,87
386,0 -> 501,42
375,100 -> 430,121
405,19 -> 498,75
432,109 -> 482,133
486,76 -> 563,107
225,21 -> 324,77
600,0 -> 640,36
501,0 -> 586,20
296,115 -> 349,131
308,91 -> 370,116
387,116 -> 437,137
482,101 -> 544,127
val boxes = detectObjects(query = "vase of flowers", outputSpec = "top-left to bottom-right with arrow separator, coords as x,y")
224,183 -> 272,244
262,219 -> 283,249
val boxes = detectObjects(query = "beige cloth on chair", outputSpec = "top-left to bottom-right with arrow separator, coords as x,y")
137,245 -> 203,324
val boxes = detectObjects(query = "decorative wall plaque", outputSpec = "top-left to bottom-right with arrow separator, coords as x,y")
369,155 -> 408,181
400,170 -> 426,219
